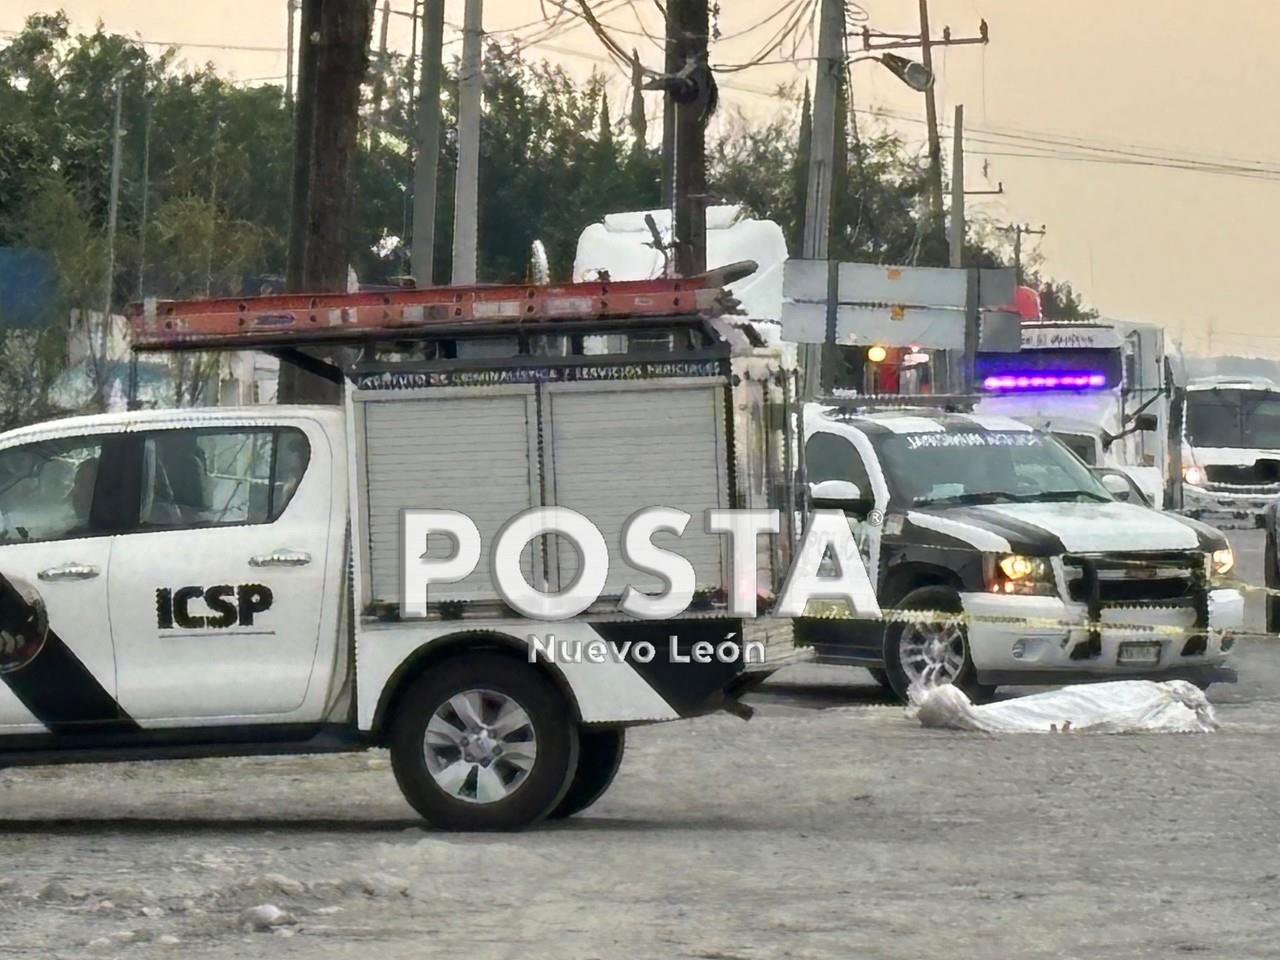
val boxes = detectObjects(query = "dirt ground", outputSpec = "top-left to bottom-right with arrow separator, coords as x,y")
1,531 -> 1277,959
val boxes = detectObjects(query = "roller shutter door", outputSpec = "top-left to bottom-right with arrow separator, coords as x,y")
361,391 -> 538,604
546,383 -> 728,598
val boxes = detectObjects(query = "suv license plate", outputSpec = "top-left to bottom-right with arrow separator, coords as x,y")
1118,641 -> 1162,665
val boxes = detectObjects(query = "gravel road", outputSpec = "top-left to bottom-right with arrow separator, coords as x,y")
1,530 -> 1276,959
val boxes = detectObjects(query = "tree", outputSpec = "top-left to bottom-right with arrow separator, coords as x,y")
280,0 -> 376,404
1033,274 -> 1099,322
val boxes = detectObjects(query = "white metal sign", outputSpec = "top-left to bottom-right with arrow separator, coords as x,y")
781,259 -> 1019,350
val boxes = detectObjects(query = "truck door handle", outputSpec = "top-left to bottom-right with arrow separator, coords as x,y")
37,562 -> 100,582
249,549 -> 312,568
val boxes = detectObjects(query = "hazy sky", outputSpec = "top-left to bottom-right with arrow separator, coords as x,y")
6,1 -> 1280,357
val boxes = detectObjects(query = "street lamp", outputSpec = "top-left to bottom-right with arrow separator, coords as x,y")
873,52 -> 934,92
851,52 -> 933,92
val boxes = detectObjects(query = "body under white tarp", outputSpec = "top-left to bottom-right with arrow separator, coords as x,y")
910,680 -> 1219,734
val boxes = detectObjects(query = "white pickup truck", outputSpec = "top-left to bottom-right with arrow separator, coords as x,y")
0,272 -> 802,830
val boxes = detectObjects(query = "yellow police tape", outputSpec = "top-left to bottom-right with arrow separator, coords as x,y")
801,575 -> 1277,643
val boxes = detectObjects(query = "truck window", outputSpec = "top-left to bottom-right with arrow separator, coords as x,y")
1053,432 -> 1098,465
805,432 -> 872,492
0,437 -> 105,544
139,427 -> 310,530
1187,389 -> 1280,449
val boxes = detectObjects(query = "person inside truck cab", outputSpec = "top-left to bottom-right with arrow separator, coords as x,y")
142,438 -> 207,527
66,456 -> 98,535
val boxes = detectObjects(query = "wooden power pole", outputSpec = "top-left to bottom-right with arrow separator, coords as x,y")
281,0 -> 375,404
412,0 -> 446,285
670,0 -> 709,277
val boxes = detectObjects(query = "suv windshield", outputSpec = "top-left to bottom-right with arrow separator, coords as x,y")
1052,431 -> 1098,465
1186,389 -> 1280,449
873,429 -> 1111,506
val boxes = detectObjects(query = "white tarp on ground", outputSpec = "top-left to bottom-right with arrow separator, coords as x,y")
910,680 -> 1218,734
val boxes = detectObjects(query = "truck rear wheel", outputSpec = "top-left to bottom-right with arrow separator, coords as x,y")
389,654 -> 579,831
548,727 -> 625,819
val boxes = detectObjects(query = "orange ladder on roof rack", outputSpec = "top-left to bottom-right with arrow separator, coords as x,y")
126,261 -> 757,351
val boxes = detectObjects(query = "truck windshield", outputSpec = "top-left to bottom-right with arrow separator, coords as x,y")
1186,389 -> 1280,449
874,430 -> 1111,506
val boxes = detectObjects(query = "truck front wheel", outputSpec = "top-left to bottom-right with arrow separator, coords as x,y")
548,727 -> 625,819
389,654 -> 579,831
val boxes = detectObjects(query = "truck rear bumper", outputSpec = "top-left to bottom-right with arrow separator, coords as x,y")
960,589 -> 1243,685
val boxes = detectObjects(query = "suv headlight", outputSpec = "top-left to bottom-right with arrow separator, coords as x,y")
1184,464 -> 1206,487
989,554 -> 1057,596
1209,547 -> 1234,577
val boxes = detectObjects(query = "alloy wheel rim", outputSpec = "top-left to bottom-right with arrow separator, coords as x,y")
899,620 -> 967,687
423,688 -> 537,804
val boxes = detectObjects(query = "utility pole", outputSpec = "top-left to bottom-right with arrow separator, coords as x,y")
281,0 -> 374,403
800,0 -> 843,396
369,0 -> 390,151
98,79 -> 124,409
129,89 -> 151,411
660,4 -> 677,207
285,0 -> 297,104
670,0 -> 709,278
452,0 -> 483,285
406,0 -> 418,130
286,0 -> 319,291
102,81 -> 123,321
918,0 -> 944,235
136,92 -> 152,300
997,223 -> 1047,284
949,104 -> 964,267
412,0 -> 446,285
859,14 -> 987,252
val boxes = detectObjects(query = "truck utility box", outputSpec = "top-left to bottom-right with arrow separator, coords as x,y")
353,371 -> 732,607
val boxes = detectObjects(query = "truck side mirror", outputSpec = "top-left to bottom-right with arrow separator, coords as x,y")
809,479 -> 864,505
1099,473 -> 1133,501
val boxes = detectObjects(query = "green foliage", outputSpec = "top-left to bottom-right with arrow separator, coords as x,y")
1032,274 -> 1099,322
0,8 -> 1097,422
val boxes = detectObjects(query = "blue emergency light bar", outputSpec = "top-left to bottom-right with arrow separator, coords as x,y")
981,371 -> 1108,392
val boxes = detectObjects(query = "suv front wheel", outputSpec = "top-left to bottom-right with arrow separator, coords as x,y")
883,585 -> 994,704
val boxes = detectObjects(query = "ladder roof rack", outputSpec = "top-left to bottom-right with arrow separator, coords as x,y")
127,261 -> 757,353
